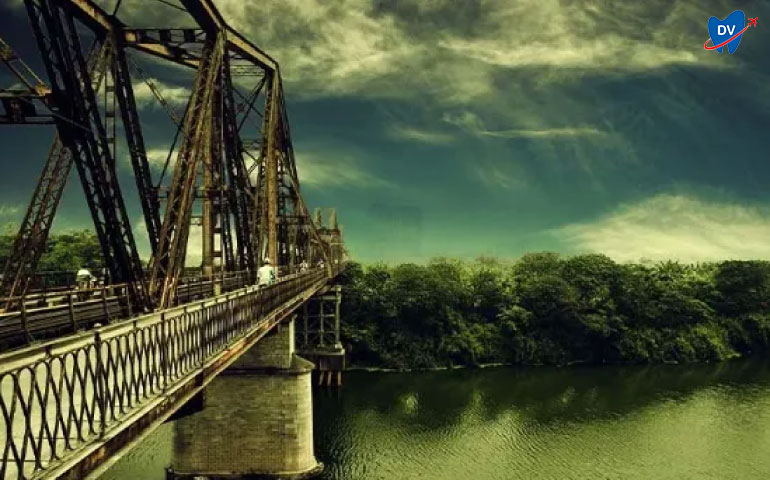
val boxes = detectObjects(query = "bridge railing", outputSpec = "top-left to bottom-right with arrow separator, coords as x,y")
0,268 -> 328,480
0,270 -> 254,350
0,269 -> 252,311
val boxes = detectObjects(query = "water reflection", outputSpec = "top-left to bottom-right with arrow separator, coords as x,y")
320,360 -> 770,425
314,360 -> 770,480
103,359 -> 770,480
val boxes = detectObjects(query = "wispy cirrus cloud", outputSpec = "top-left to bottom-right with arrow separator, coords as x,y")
296,152 -> 391,189
132,79 -> 189,112
120,147 -> 178,171
556,193 -> 770,262
0,204 -> 21,217
442,111 -> 606,139
388,125 -> 454,145
475,164 -> 528,191
69,0 -> 735,104
144,147 -> 178,169
483,127 -> 606,140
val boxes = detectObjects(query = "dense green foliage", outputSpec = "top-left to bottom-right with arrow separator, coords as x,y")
2,226 -> 768,369
339,255 -> 770,369
0,229 -> 103,273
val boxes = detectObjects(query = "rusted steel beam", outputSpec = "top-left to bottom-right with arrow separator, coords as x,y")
3,0 -> 345,316
179,0 -> 278,72
58,0 -> 200,68
265,72 -> 279,267
148,34 -> 226,309
25,0 -> 150,309
113,40 -> 162,254
124,38 -> 199,69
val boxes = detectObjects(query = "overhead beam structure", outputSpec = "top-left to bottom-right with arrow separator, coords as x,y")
1,0 -> 342,312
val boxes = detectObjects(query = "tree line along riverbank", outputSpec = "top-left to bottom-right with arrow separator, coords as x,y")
3,230 -> 768,369
338,255 -> 770,370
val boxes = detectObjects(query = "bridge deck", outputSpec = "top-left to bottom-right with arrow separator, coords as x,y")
0,271 -> 255,350
0,268 -> 331,480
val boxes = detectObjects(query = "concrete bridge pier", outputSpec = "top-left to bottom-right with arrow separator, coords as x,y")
167,317 -> 322,479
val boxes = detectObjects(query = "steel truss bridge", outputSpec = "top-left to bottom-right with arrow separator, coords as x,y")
0,0 -> 346,478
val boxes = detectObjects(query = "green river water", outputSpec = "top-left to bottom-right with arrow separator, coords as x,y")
102,359 -> 770,479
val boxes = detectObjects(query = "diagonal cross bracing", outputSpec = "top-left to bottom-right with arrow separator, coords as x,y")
148,33 -> 225,309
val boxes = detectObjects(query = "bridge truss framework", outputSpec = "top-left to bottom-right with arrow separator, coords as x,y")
0,0 -> 349,478
0,0 -> 345,316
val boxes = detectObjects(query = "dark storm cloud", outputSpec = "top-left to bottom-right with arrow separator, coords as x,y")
369,0 -> 490,39
1,0 -> 770,262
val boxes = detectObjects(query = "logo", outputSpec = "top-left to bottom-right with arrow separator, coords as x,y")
704,11 -> 757,54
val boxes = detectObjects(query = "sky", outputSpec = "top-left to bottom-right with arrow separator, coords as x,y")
1,0 -> 770,264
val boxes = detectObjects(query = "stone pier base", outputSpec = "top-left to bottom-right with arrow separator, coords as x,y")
167,318 -> 322,479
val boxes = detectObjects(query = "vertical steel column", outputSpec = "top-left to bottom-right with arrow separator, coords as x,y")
264,72 -> 279,267
334,285 -> 341,347
318,299 -> 324,347
265,73 -> 278,268
201,128 -> 214,279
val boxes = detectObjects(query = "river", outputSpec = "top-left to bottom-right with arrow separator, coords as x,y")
102,359 -> 770,479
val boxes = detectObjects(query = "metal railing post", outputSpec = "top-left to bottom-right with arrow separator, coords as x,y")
68,292 -> 77,333
94,329 -> 107,437
125,285 -> 133,318
20,300 -> 31,344
197,305 -> 205,364
160,312 -> 168,390
102,285 -> 110,323
226,294 -> 233,340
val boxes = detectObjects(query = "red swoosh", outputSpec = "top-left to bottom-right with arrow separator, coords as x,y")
704,22 -> 754,50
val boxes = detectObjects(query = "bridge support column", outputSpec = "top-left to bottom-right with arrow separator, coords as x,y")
297,285 -> 345,388
168,317 -> 322,479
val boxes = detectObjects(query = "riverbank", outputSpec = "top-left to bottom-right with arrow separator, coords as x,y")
338,256 -> 770,370
346,362 -> 512,373
344,355 -> 752,373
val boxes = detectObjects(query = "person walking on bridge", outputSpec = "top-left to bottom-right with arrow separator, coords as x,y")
257,259 -> 276,287
75,268 -> 96,301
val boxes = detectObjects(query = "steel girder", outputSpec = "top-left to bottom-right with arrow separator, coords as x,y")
0,38 -> 53,124
0,36 -> 49,94
0,138 -> 71,308
202,55 -> 233,277
0,35 -> 109,307
113,41 -> 161,254
264,72 -> 279,267
54,0 -> 166,255
24,0 -> 149,308
222,56 -> 256,275
3,0 -> 342,313
61,0 -> 199,68
148,33 -> 225,308
179,0 -> 277,72
2,0 -> 160,309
